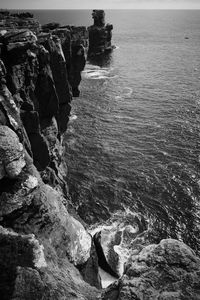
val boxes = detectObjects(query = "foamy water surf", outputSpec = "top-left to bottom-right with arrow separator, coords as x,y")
82,64 -> 116,80
89,209 -> 147,287
69,114 -> 78,122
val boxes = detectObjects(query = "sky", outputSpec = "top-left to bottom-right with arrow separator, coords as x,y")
1,0 -> 200,10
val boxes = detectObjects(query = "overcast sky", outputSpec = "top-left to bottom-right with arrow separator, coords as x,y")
1,0 -> 200,10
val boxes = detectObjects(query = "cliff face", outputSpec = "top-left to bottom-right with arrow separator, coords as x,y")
0,11 -> 100,300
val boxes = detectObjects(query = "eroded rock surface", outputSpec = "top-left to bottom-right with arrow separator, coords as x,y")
0,125 -> 25,179
101,239 -> 200,300
0,226 -> 99,300
0,11 -> 100,299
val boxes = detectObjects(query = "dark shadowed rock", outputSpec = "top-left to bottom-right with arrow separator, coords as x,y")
92,10 -> 105,27
70,44 -> 86,97
0,11 -> 40,33
42,22 -> 60,32
88,10 -> 113,57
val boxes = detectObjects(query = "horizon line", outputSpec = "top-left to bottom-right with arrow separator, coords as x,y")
1,8 -> 200,10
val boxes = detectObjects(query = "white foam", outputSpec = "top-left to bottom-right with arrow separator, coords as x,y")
69,114 -> 77,121
82,64 -> 115,80
123,87 -> 133,97
85,64 -> 101,70
115,87 -> 133,100
91,75 -> 117,80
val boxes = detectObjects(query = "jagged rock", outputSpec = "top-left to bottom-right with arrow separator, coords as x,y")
39,34 -> 72,129
51,27 -> 71,72
42,22 -> 60,32
0,86 -> 33,157
21,111 -> 50,171
92,10 -> 105,27
0,11 -> 41,33
78,240 -> 102,289
70,44 -> 86,97
101,239 -> 200,300
0,125 -> 25,179
0,171 -> 38,216
70,26 -> 88,47
0,226 -> 99,300
0,10 -> 103,298
88,10 -> 113,57
3,29 -> 37,44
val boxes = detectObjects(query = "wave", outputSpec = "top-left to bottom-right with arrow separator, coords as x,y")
89,208 -> 147,286
90,75 -> 118,80
69,114 -> 78,121
82,64 -> 115,80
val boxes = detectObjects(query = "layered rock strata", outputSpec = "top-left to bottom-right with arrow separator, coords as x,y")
88,10 -> 114,57
0,11 -> 100,299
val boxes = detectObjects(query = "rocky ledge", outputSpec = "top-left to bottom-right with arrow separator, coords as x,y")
0,9 -> 200,300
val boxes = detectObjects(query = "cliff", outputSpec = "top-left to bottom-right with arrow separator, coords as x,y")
0,11 -> 100,300
0,9 -> 200,300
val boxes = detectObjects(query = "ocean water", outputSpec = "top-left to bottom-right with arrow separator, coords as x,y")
33,10 -> 200,252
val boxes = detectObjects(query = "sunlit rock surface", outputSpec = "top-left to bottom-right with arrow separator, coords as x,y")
0,125 -> 25,179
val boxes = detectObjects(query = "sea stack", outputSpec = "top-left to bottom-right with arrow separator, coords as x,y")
88,10 -> 113,57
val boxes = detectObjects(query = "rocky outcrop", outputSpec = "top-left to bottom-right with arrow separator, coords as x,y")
42,23 -> 87,97
0,10 -> 41,33
101,239 -> 200,300
0,226 -> 99,300
0,11 -> 101,299
88,10 -> 113,57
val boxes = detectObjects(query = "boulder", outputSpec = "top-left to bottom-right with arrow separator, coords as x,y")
102,239 -> 200,300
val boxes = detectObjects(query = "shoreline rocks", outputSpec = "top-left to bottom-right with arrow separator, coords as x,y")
102,239 -> 200,300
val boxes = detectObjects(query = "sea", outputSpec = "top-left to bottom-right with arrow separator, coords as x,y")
31,9 -> 200,254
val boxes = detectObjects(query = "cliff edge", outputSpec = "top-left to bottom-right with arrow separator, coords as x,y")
0,10 -> 100,300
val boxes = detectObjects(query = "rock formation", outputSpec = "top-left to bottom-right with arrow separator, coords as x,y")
88,10 -> 114,57
0,11 -> 100,299
101,239 -> 200,300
